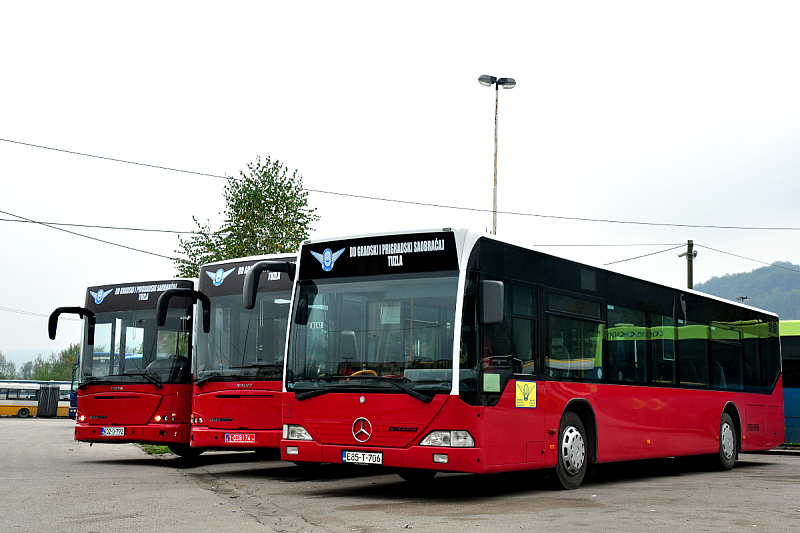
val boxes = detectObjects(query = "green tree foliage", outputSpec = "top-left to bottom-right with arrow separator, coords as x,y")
30,343 -> 80,381
174,156 -> 319,277
694,261 -> 800,319
0,350 -> 16,379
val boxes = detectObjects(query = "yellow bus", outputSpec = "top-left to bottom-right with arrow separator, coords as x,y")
0,381 -> 71,418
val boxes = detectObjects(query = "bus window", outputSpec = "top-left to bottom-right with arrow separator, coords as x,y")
678,325 -> 709,387
546,315 -> 603,382
607,305 -> 647,384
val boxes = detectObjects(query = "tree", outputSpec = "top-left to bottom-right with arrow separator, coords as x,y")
0,350 -> 16,379
30,344 -> 79,381
174,156 -> 319,277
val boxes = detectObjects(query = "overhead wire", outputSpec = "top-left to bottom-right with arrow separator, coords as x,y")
3,137 -> 800,232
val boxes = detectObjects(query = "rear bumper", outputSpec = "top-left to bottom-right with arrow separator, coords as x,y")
191,427 -> 282,449
75,422 -> 190,445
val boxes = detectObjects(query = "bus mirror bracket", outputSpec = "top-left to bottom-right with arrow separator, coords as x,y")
243,260 -> 296,310
49,306 -> 95,344
156,288 -> 211,333
480,280 -> 504,325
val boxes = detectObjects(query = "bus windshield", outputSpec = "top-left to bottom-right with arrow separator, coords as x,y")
195,292 -> 291,383
82,306 -> 192,386
286,272 -> 459,398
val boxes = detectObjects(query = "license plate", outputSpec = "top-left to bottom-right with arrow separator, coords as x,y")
101,427 -> 125,436
225,433 -> 256,444
342,450 -> 383,465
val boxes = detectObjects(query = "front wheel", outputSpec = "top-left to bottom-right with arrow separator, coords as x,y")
17,408 -> 30,418
167,443 -> 203,458
716,413 -> 737,471
397,468 -> 437,483
553,411 -> 587,489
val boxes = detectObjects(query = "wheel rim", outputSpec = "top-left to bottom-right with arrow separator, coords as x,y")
560,425 -> 586,475
721,422 -> 734,460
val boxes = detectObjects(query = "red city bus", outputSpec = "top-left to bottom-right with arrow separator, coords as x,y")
50,280 -> 198,456
279,228 -> 784,488
158,255 -> 295,452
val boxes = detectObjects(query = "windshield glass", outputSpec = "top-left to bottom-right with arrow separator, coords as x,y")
195,291 -> 291,382
81,306 -> 192,385
286,272 -> 459,397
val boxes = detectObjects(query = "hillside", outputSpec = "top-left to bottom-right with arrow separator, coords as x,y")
694,261 -> 800,319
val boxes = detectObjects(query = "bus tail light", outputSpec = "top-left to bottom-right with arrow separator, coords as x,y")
191,413 -> 204,425
420,430 -> 475,448
283,424 -> 313,441
154,412 -> 178,423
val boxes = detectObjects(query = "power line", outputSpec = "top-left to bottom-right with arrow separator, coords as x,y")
696,244 -> 800,274
0,305 -> 80,321
0,218 -> 196,235
0,209 -> 175,260
604,245 -> 686,266
4,137 -> 800,232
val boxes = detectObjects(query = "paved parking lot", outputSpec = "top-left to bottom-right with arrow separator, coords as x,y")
3,417 -> 800,532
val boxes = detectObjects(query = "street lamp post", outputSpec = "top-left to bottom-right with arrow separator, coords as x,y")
478,74 -> 516,235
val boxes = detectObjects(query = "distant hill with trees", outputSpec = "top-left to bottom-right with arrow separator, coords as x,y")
694,261 -> 800,319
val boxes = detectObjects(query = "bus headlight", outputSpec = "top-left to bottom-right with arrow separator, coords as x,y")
420,430 -> 475,447
283,424 -> 313,441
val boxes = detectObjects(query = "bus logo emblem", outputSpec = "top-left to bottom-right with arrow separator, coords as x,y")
310,248 -> 345,272
352,417 -> 373,442
207,268 -> 235,286
90,288 -> 112,304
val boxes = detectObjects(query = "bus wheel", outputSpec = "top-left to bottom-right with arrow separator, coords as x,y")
553,411 -> 587,490
17,408 -> 30,418
167,444 -> 203,458
716,413 -> 736,471
397,468 -> 437,483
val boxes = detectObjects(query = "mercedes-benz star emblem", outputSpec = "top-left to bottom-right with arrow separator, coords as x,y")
352,417 -> 373,442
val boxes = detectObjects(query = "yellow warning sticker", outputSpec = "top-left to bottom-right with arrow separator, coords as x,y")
515,381 -> 537,408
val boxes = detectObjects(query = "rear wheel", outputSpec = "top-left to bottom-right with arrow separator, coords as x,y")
553,411 -> 587,489
17,408 -> 30,418
716,413 -> 736,470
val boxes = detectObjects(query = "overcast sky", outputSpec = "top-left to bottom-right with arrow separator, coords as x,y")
2,1 -> 800,366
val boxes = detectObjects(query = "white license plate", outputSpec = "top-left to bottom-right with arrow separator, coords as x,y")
101,427 -> 125,436
342,450 -> 383,465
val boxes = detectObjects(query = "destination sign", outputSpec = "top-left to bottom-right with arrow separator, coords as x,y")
299,231 -> 458,279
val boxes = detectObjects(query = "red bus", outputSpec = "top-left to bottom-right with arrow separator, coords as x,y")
279,228 -> 784,488
158,255 -> 295,452
50,279 -> 198,456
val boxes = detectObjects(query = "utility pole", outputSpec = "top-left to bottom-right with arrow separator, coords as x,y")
678,240 -> 697,289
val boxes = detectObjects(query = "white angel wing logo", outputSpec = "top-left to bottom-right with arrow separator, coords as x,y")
311,248 -> 345,272
90,289 -> 111,304
208,267 -> 235,286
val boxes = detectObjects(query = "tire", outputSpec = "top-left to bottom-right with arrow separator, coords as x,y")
553,411 -> 587,490
716,413 -> 736,471
17,408 -> 30,418
167,443 -> 203,458
397,468 -> 437,483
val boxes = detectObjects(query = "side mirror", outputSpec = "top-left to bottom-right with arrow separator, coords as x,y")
156,289 -> 210,333
243,261 -> 296,310
479,280 -> 504,325
49,306 -> 95,344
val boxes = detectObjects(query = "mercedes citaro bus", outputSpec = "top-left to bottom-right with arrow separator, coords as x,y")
277,228 -> 784,488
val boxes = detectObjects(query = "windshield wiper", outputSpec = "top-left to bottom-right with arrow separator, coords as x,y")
123,371 -> 163,389
293,376 -> 432,403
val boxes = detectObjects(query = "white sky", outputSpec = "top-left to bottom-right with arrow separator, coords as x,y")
2,1 -> 800,365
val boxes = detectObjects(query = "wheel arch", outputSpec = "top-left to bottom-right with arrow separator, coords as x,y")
562,398 -> 597,466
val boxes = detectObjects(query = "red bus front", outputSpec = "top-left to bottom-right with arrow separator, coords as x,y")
190,255 -> 294,451
70,279 -> 196,455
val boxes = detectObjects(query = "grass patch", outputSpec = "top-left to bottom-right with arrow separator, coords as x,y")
138,444 -> 171,455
